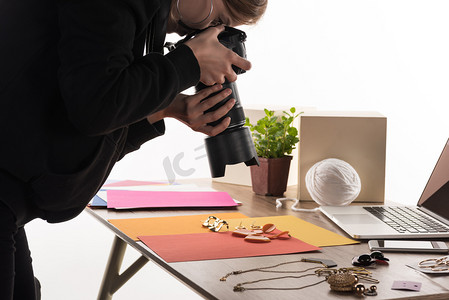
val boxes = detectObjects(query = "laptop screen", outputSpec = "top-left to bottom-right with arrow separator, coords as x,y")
418,139 -> 449,220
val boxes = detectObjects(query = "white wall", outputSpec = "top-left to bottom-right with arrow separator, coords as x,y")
111,0 -> 449,204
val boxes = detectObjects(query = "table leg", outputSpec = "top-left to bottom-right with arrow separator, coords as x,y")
97,236 -> 149,300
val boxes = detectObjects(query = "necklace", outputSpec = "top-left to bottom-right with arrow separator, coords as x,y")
233,274 -> 327,292
220,260 -> 379,295
220,258 -> 327,281
220,259 -> 328,292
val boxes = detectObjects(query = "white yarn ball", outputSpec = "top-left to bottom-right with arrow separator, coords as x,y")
305,158 -> 361,206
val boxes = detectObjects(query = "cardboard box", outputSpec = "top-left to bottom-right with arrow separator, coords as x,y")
298,111 -> 386,203
213,106 -> 314,187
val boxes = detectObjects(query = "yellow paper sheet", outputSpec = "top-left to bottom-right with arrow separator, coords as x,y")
108,212 -> 248,241
225,215 -> 358,247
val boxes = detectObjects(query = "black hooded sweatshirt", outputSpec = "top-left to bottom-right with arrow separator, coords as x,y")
0,0 -> 200,224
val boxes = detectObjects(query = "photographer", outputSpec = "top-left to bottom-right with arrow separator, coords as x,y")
0,0 -> 267,298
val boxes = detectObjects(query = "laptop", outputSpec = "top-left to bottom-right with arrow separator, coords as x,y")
320,138 -> 449,239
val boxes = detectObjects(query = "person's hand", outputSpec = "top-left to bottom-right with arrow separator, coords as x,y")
185,25 -> 251,85
147,84 -> 235,136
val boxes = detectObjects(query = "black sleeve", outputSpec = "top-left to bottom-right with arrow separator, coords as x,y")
56,0 -> 200,136
118,118 -> 166,160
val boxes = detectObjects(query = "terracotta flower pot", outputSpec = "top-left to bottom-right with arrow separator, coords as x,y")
250,156 -> 293,196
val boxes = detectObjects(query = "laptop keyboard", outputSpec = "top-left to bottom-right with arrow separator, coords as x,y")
363,206 -> 449,234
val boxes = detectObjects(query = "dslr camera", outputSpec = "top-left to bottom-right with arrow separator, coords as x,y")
168,26 -> 259,177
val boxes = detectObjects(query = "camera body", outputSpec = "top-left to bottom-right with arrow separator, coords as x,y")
196,27 -> 247,128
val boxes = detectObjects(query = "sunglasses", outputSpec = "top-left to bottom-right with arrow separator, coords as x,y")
352,251 -> 389,266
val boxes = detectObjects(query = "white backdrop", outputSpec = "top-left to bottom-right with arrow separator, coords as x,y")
110,0 -> 449,205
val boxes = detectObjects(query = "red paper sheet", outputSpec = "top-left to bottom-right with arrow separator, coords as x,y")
107,190 -> 238,209
138,231 -> 321,262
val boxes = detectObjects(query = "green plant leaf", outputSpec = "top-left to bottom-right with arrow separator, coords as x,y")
248,107 -> 303,158
287,127 -> 298,136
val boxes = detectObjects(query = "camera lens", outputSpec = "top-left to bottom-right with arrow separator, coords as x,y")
194,27 -> 259,177
196,81 -> 244,128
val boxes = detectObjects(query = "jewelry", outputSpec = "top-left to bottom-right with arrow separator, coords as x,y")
324,268 -> 379,296
176,0 -> 214,25
418,256 -> 449,271
327,272 -> 357,292
244,235 -> 271,243
202,216 -> 229,232
250,222 -> 262,230
232,223 -> 274,236
220,259 -> 327,281
333,267 -> 380,284
222,262 -> 380,295
365,285 -> 378,296
210,219 -> 229,232
202,215 -> 217,227
233,273 -> 326,292
262,223 -> 276,233
235,221 -> 246,230
232,223 -> 291,243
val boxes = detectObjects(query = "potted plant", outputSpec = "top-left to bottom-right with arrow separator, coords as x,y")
245,107 -> 302,196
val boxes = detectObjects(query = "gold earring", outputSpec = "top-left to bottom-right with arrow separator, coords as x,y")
202,216 -> 217,228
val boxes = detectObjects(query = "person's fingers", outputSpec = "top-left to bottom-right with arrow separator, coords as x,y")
193,84 -> 223,103
224,52 -> 250,82
194,25 -> 224,44
232,53 -> 252,71
202,117 -> 231,136
208,24 -> 225,37
201,74 -> 226,86
201,77 -> 216,86
217,75 -> 226,84
202,98 -> 235,124
200,88 -> 232,111
225,71 -> 237,83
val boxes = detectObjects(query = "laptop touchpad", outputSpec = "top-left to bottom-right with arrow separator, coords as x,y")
334,214 -> 379,224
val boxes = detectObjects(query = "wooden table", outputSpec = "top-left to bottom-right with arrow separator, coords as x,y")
85,180 -> 449,300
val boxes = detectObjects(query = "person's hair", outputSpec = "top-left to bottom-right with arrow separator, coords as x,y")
223,0 -> 268,25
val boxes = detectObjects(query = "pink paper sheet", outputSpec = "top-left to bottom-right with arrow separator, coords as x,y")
103,180 -> 168,187
106,190 -> 238,209
138,231 -> 321,262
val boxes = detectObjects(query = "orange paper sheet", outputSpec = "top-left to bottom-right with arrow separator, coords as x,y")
138,231 -> 321,262
108,212 -> 248,241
